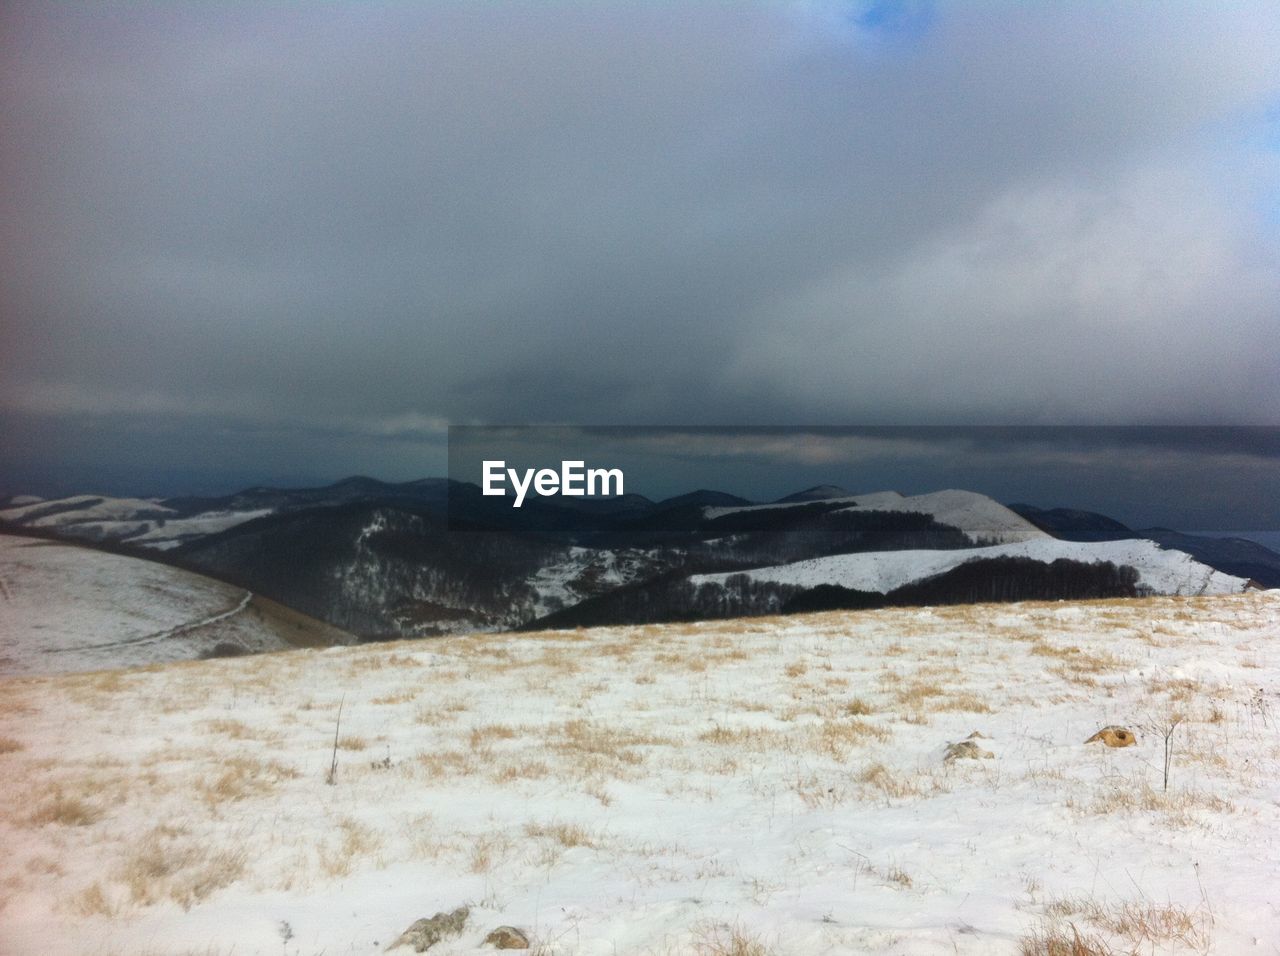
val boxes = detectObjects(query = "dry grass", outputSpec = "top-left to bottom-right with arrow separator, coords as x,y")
71,881 -> 119,918
811,718 -> 890,758
116,827 -> 248,910
856,762 -> 938,799
882,864 -> 913,888
199,755 -> 298,807
688,921 -> 775,956
467,833 -> 512,874
523,821 -> 601,849
469,723 -> 519,747
319,817 -> 383,878
370,689 -> 416,705
1067,783 -> 1235,826
26,788 -> 101,828
1019,923 -> 1113,955
416,747 -> 484,778
490,758 -> 552,783
1023,896 -> 1213,955
201,718 -> 283,744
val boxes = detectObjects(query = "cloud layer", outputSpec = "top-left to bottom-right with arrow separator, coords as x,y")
2,1 -> 1279,489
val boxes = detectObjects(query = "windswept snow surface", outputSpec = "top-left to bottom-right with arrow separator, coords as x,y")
0,535 -> 349,675
693,538 -> 1248,596
705,488 -> 1049,544
2,592 -> 1278,954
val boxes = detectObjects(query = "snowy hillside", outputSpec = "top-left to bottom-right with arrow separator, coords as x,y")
0,495 -> 271,550
706,488 -> 1048,544
1,592 -> 1278,954
693,538 -> 1249,597
0,535 -> 355,676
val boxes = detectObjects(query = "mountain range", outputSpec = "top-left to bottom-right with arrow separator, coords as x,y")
3,478 -> 1275,652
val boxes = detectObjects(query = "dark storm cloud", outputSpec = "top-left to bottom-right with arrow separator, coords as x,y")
446,426 -> 1280,530
2,1 -> 1280,492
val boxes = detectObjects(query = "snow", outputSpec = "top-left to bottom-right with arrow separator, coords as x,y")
2,591 -> 1278,954
127,508 -> 276,546
0,497 -> 273,550
692,538 -> 1248,597
527,547 -> 667,618
25,497 -> 174,527
0,494 -> 106,522
0,535 -> 331,676
705,488 -> 1048,544
833,489 -> 1048,544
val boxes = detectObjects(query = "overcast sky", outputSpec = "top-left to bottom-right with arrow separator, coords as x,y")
2,1 -> 1279,500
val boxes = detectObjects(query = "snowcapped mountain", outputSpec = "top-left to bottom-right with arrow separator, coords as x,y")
0,477 -> 457,551
0,534 -> 355,676
0,494 -> 271,550
706,489 -> 1048,545
3,478 -> 1274,639
774,483 -> 854,502
691,538 -> 1247,597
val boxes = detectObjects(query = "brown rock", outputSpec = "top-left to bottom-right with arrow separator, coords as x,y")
1084,726 -> 1136,747
387,906 -> 469,952
484,926 -> 531,949
944,739 -> 994,762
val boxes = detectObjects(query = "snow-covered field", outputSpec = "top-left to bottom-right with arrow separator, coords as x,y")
0,535 -> 354,676
2,592 -> 1278,954
693,539 -> 1249,598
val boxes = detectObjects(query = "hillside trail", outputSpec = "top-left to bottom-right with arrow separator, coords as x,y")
38,590 -> 254,656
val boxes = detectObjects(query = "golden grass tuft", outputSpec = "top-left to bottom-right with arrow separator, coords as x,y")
200,755 -> 298,806
856,761 -> 930,799
469,723 -> 519,748
319,817 -> 383,878
1023,896 -> 1212,955
117,827 -> 248,909
688,921 -> 775,956
1067,783 -> 1234,827
27,788 -> 101,828
71,881 -> 119,917
523,821 -> 601,849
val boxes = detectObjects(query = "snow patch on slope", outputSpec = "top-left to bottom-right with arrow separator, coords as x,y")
705,488 -> 1048,544
0,534 -> 348,675
692,538 -> 1247,596
0,495 -> 273,549
836,489 -> 1048,544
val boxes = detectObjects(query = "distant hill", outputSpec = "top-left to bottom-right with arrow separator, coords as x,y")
1007,503 -> 1135,541
775,484 -> 854,503
1010,503 -> 1280,588
656,489 -> 754,508
2,479 -> 1271,638
0,533 -> 355,675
